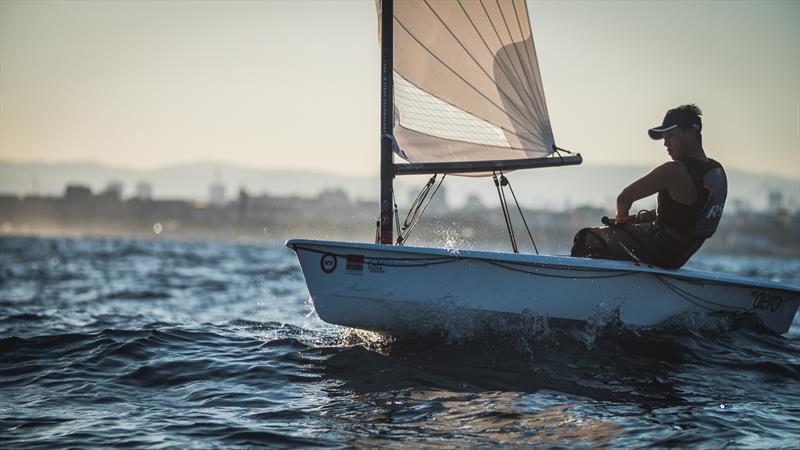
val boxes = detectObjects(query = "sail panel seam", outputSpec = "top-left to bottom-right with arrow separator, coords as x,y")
495,0 -> 547,129
455,0 -> 548,141
394,123 -> 549,155
511,0 -> 551,136
478,0 -> 548,139
392,67 -> 548,149
422,0 -> 540,133
394,18 -> 535,143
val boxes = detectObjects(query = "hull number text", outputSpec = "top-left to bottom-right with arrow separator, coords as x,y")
751,291 -> 782,312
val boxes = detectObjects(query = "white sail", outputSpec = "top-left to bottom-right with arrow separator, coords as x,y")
380,0 -> 555,165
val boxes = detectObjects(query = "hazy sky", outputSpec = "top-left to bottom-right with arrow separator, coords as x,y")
1,0 -> 798,179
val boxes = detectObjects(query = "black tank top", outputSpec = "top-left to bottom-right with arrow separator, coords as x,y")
657,158 -> 727,238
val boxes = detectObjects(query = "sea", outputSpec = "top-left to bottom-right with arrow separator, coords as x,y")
1,235 -> 799,449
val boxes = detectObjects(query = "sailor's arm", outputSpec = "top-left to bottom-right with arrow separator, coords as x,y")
615,162 -> 681,220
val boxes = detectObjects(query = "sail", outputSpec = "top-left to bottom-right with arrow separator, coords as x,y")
380,0 -> 556,166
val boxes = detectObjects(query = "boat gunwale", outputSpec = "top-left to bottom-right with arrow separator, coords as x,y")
285,238 -> 800,296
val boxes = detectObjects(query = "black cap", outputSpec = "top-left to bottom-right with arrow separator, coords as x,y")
648,106 -> 702,140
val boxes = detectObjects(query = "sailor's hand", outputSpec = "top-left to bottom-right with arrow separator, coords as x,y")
603,215 -> 634,226
616,194 -> 632,221
634,209 -> 656,223
602,216 -> 624,226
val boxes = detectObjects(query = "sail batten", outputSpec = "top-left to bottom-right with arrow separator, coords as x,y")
383,0 -> 556,172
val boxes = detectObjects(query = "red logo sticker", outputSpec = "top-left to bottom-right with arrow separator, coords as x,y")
346,254 -> 364,274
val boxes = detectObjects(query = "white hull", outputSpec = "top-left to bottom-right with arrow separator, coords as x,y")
286,239 -> 800,335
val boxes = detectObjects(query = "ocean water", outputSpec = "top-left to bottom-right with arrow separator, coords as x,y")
1,235 -> 799,448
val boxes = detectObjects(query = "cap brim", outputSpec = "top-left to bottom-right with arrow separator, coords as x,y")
648,124 -> 678,140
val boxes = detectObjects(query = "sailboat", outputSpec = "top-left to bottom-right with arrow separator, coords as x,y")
286,0 -> 800,335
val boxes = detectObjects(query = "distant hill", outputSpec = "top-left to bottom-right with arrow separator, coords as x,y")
1,160 -> 797,212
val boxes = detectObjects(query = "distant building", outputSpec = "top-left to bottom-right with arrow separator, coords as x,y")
430,184 -> 449,212
135,182 -> 153,201
100,181 -> 123,202
732,198 -> 750,214
64,184 -> 91,202
462,193 -> 485,212
209,182 -> 225,207
768,191 -> 782,213
238,187 -> 250,222
318,188 -> 349,209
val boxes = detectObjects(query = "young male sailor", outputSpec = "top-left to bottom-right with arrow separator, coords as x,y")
570,104 -> 727,269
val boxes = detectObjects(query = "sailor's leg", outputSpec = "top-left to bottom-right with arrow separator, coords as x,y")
571,223 -> 663,264
571,226 -> 615,258
607,223 -> 662,265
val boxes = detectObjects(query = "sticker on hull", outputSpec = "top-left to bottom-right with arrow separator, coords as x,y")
320,254 -> 337,273
346,254 -> 364,274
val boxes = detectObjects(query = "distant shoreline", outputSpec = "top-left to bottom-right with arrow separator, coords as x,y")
2,159 -> 799,214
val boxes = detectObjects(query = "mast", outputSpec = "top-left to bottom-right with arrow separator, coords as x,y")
379,0 -> 394,245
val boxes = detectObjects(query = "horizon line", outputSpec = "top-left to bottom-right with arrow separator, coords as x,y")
1,157 -> 798,181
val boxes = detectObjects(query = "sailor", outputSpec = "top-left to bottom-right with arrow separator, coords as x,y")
570,104 -> 727,269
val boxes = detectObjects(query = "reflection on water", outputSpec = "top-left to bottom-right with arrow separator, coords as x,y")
348,392 -> 623,449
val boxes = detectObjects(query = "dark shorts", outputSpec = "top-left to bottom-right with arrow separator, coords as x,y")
570,222 -> 703,269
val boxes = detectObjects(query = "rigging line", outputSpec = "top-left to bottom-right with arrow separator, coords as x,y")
478,0 -> 547,137
401,173 -> 447,245
554,146 -> 576,155
291,245 -> 460,265
393,19 -> 546,148
366,258 -> 459,268
500,171 -> 539,255
554,147 -> 564,165
657,275 -> 750,312
656,276 -> 726,313
493,171 -> 518,253
494,0 -> 546,127
397,174 -> 436,245
403,183 -> 435,237
295,243 -> 753,281
483,255 -> 650,273
499,174 -> 519,253
401,175 -> 435,230
392,190 -> 401,244
655,269 -> 800,292
366,258 -> 461,268
486,260 -> 638,279
512,0 -> 550,125
422,0 -> 540,129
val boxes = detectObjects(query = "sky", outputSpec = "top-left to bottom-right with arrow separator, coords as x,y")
1,0 -> 799,179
